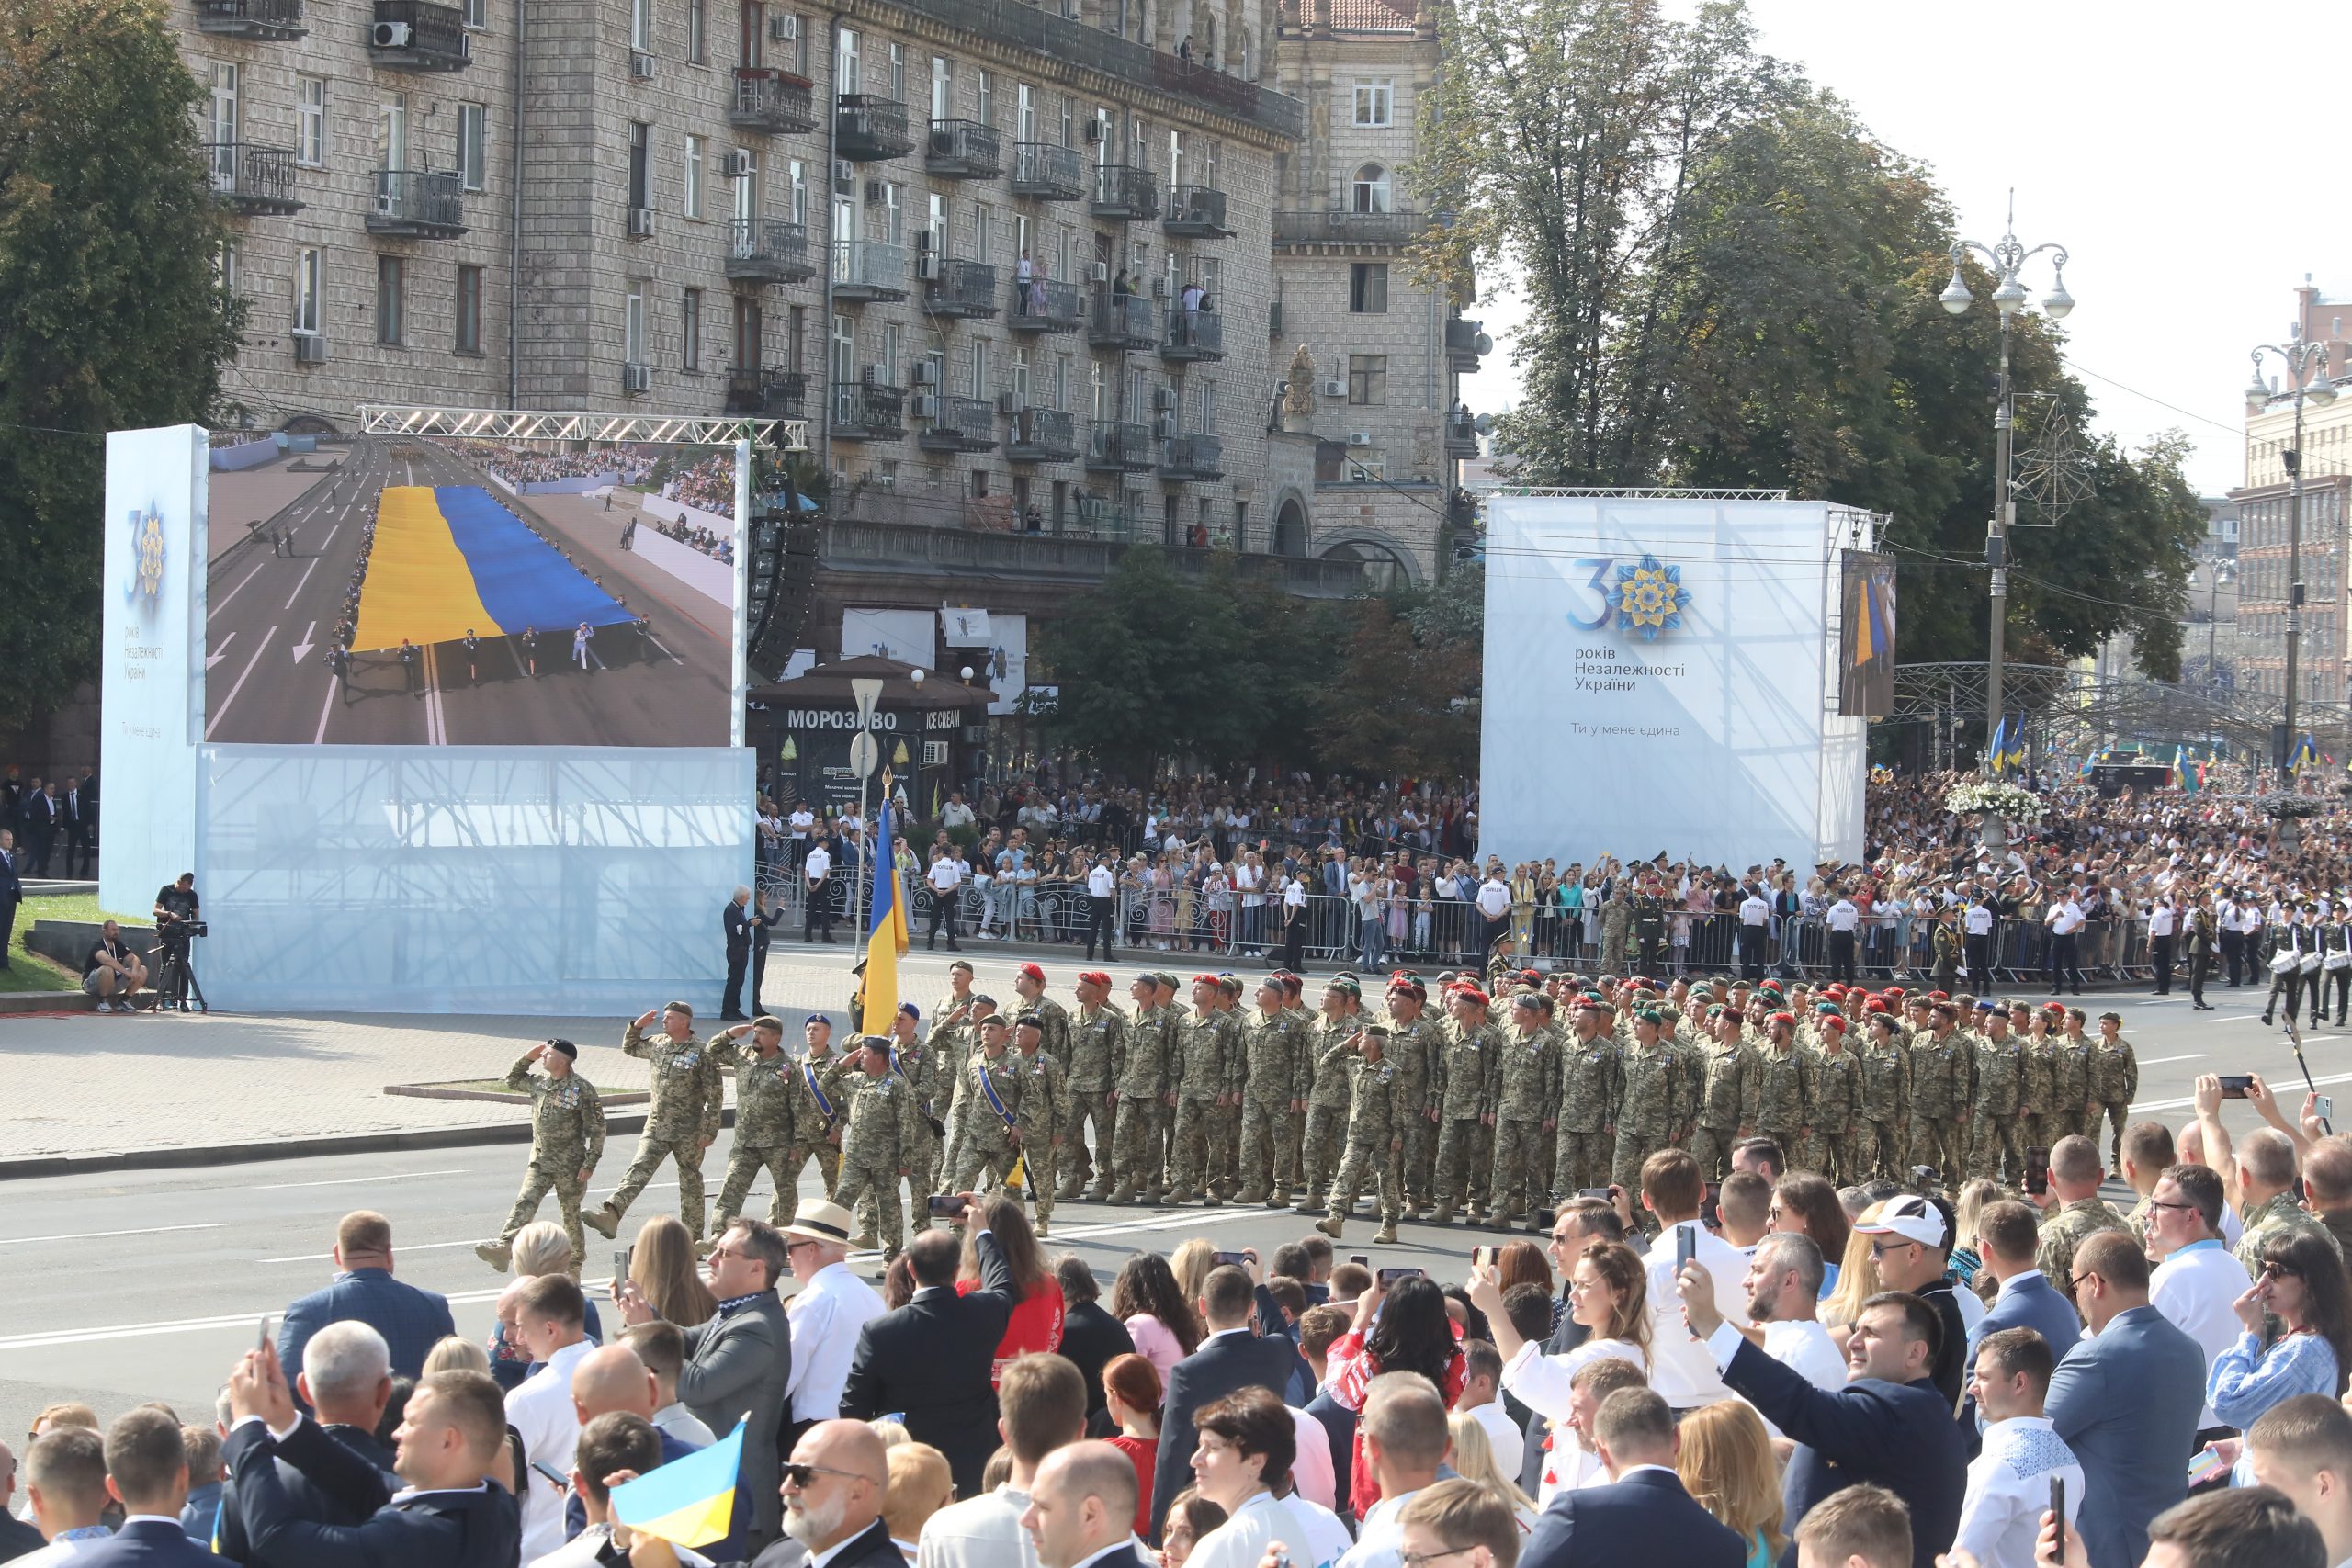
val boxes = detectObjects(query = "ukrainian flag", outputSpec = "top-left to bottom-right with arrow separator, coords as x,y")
2293,734 -> 2320,773
352,486 -> 635,651
863,782 -> 911,1030
609,1419 -> 743,1548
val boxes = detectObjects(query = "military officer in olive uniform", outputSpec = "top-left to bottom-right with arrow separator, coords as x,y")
1315,1023 -> 1407,1244
1553,996 -> 1621,1197
1430,985 -> 1500,1224
1302,977 -> 1371,1213
886,1004 -> 948,1196
1802,1013 -> 1860,1182
1968,1001 -> 2028,1183
1010,1013 -> 1072,1233
951,1014 -> 1026,1194
2054,1009 -> 2096,1143
1012,963 -> 1073,1068
1385,976 -> 1443,1216
2020,1007 -> 2064,1155
1236,978 -> 1306,1207
1908,1002 -> 1973,1180
1168,975 -> 1233,1204
1611,1007 -> 1686,1190
1750,1010 -> 1809,1161
709,1016 -> 802,1230
1110,973 -> 1170,1204
781,1015 -> 853,1201
1689,1006 -> 1753,1183
480,1038 -> 606,1271
2032,1134 -> 2129,1310
2086,1010 -> 2139,1175
930,993 -> 995,1191
1855,1011 -> 1911,1179
1489,994 -> 1562,1228
1276,973 -> 1317,1190
833,1035 -> 929,1256
590,1001 -> 721,1242
1064,972 -> 1125,1199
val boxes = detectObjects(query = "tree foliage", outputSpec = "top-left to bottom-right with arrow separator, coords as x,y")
0,0 -> 244,729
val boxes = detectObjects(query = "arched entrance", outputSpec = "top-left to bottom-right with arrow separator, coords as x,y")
1321,538 -> 1409,592
1272,497 -> 1307,557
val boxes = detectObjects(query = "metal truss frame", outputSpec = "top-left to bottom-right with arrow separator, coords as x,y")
1487,486 -> 1794,501
356,405 -> 808,450
1893,660 -> 2352,760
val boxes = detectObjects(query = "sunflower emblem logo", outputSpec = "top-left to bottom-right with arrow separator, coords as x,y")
1611,555 -> 1688,642
123,505 -> 167,613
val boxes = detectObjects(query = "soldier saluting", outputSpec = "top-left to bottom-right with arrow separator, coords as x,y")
1315,1022 -> 1407,1244
589,1001 -> 719,1245
478,1038 -> 605,1272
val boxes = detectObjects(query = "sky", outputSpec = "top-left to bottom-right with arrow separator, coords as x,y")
1473,0 -> 2352,499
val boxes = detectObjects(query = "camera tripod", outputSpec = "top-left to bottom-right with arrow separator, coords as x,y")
154,936 -> 209,1014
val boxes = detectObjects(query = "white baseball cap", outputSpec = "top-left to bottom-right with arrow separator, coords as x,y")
1854,1193 -> 1947,1251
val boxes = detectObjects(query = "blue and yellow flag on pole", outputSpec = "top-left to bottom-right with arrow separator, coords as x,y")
2293,734 -> 2320,773
609,1418 -> 744,1547
864,779 -> 911,1032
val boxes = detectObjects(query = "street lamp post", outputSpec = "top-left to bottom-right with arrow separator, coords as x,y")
2245,332 -> 2336,786
1939,197 -> 2075,796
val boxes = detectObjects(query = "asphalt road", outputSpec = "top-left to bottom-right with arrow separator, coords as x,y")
0,974 -> 2328,1441
201,441 -> 731,747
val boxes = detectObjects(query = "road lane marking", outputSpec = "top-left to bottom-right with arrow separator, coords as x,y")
648,635 -> 683,665
0,1224 -> 224,1247
207,560 -> 267,620
252,1168 -> 470,1190
257,1237 -> 495,1265
281,554 -> 319,610
2139,1069 -> 2352,1113
205,631 -> 234,671
424,643 -> 448,743
312,671 -> 339,743
202,623 -> 278,739
2200,1014 -> 2262,1023
2138,1054 -> 2208,1066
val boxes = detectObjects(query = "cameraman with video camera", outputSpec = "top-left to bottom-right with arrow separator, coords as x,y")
153,870 -> 205,1010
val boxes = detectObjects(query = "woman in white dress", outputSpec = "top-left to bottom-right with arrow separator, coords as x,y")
1466,1238 -> 1652,1425
1182,1385 -> 1328,1568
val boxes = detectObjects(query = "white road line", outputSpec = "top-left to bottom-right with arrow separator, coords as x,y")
0,1224 -> 224,1247
280,553 -> 320,610
312,671 -> 339,744
0,1285 -> 513,1353
251,1168 -> 470,1191
424,643 -> 448,744
2139,1069 -> 2352,1114
207,560 -> 267,620
258,1237 -> 494,1265
2201,1014 -> 2263,1023
648,635 -> 683,665
2138,1053 -> 2209,1066
202,623 -> 278,739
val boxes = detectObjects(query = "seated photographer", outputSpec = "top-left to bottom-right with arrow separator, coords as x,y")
81,919 -> 146,1013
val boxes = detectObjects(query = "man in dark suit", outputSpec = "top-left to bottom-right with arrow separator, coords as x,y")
71,1410 -> 213,1568
1679,1271 -> 1966,1568
1523,1388 -> 1743,1568
1149,1264 -> 1297,1539
223,1353 -> 519,1568
0,1438 -> 46,1563
19,782 -> 54,877
721,888 -> 753,1022
60,778 -> 94,881
278,1212 -> 457,1393
1020,1442 -> 1152,1568
1054,1256 -> 1136,1436
0,829 -> 22,973
840,1216 -> 1019,1501
219,1320 -> 398,1566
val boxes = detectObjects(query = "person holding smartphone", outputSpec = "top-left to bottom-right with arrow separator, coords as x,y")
1952,1329 -> 2085,1568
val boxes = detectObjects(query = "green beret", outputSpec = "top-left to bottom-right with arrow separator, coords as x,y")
663,999 -> 695,1018
1635,1007 -> 1664,1025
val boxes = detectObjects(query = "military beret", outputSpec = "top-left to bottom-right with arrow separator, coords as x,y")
969,993 -> 998,1008
1019,962 -> 1046,984
1278,974 -> 1306,995
1882,987 -> 1905,999
1013,1012 -> 1045,1032
856,1033 -> 891,1053
1079,971 -> 1113,988
803,1012 -> 829,1027
1974,998 -> 1997,1011
1634,1007 -> 1664,1025
1820,1014 -> 1848,1033
1823,984 -> 1848,999
2042,1001 -> 2066,1016
752,1015 -> 786,1034
1216,975 -> 1243,995
545,1037 -> 579,1060
1363,1022 -> 1393,1038
1455,987 -> 1490,1007
1864,998 -> 1890,1014
1927,989 -> 1950,1001
897,1002 -> 920,1020
1192,972 -> 1222,986
1512,993 -> 1543,1010
1767,1010 -> 1796,1027
1335,970 -> 1361,984
978,1012 -> 1010,1030
664,1000 -> 695,1018
1658,1004 -> 1682,1023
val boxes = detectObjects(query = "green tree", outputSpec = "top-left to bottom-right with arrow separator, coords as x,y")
0,0 -> 243,729
1037,548 -> 1260,775
1309,593 -> 1480,777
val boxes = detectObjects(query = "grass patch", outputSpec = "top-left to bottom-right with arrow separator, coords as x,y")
3,891 -> 143,994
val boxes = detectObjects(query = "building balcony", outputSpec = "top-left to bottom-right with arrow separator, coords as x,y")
365,169 -> 464,237
1272,209 -> 1422,247
1090,164 -> 1159,221
726,368 -> 808,417
197,0 -> 306,40
922,256 -> 999,319
1161,308 -> 1223,363
1163,186 -> 1232,238
835,95 -> 912,161
1010,141 -> 1087,201
1008,277 -> 1083,333
1068,495 -> 1140,540
725,218 -> 814,284
924,119 -> 1002,180
1008,407 -> 1080,462
832,379 -> 907,439
831,240 -> 909,302
729,68 -> 818,135
1085,420 -> 1155,473
1443,411 -> 1479,457
1086,291 -> 1158,351
916,394 -> 997,453
203,143 -> 303,216
1159,434 -> 1224,481
368,0 -> 469,71
815,517 -> 1371,596
1446,316 -> 1492,372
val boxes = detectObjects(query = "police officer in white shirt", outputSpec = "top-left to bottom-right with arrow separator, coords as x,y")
1964,894 -> 1996,981
1824,891 -> 1860,983
803,840 -> 837,943
2148,897 -> 2177,996
2044,888 -> 2087,996
1084,853 -> 1119,961
1737,886 -> 1771,982
926,848 -> 967,952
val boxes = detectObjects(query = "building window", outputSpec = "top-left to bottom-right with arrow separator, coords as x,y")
1348,354 -> 1386,405
1351,164 -> 1391,213
217,239 -> 238,297
294,246 -> 322,334
458,103 -> 488,191
625,288 -> 647,365
1012,345 -> 1030,402
296,76 -> 325,167
628,122 -> 651,209
461,0 -> 486,26
376,255 -> 404,345
456,265 -> 482,353
686,0 -> 706,62
1348,448 -> 1385,480
1352,79 -> 1392,126
684,135 -> 706,219
683,288 -> 703,371
1349,263 -> 1388,313
630,0 -> 651,51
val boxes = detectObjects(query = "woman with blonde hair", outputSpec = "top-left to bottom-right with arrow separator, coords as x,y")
1444,1409 -> 1540,1532
422,1336 -> 491,1376
488,1220 -> 607,1385
881,1441 -> 955,1559
1171,1237 -> 1218,1315
1821,1202 -> 1886,1341
1676,1400 -> 1786,1568
629,1214 -> 717,1327
1950,1177 -> 2008,1293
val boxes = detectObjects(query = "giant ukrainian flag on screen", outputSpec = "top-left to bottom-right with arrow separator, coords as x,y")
351,486 -> 635,651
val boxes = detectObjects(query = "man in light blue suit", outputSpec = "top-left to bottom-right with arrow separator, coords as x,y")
2046,1232 -> 2206,1568
1968,1201 -> 2081,1359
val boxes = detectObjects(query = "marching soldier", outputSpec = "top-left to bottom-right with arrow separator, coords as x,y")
1932,907 -> 1962,995
1430,984 -> 1500,1224
1553,996 -> 1620,1197
1010,1014 -> 1071,1234
2020,1005 -> 2064,1156
1236,978 -> 1306,1207
1211,975 -> 1250,1194
1065,972 -> 1125,1200
1750,1010 -> 1808,1163
2086,1010 -> 2139,1176
2055,1008 -> 2096,1143
1315,1023 -> 1406,1244
589,1002 -> 719,1243
887,1004 -> 947,1196
1110,974 -> 1170,1204
1302,978 -> 1370,1214
1276,973 -> 1317,1192
951,1014 -> 1025,1194
783,1015 -> 852,1201
1148,972 -> 1187,1195
1012,962 -> 1073,1070
1689,1005 -> 1752,1183
1802,1014 -> 1860,1182
1968,1001 -> 2027,1183
1168,976 -> 1233,1205
1907,1002 -> 1973,1180
1385,976 -> 1443,1217
709,1016 -> 799,1231
1611,1008 -> 1684,1191
833,1036 -> 927,1256
479,1038 -> 605,1271
930,992 -> 995,1192
1489,994 -> 1562,1229
1855,1011 -> 1910,1179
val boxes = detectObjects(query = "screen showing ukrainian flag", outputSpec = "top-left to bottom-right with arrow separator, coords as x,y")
352,487 -> 633,650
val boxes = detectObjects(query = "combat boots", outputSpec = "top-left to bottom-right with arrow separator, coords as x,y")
585,1203 -> 621,1239
1109,1180 -> 1136,1204
474,1241 -> 513,1271
1374,1220 -> 1398,1244
1316,1211 -> 1345,1239
1238,1185 -> 1269,1205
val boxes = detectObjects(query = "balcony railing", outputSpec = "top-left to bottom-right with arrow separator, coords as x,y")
1008,277 -> 1083,333
1443,412 -> 1479,457
1086,420 -> 1155,472
1272,209 -> 1424,247
203,143 -> 303,215
922,256 -> 1000,319
835,95 -> 913,161
1009,407 -> 1080,462
1446,316 -> 1491,371
726,368 -> 808,416
1091,164 -> 1159,221
918,395 -> 998,453
832,379 -> 907,439
365,169 -> 464,236
815,519 -> 1372,597
1163,185 -> 1231,238
924,119 -> 1002,179
725,218 -> 814,284
1159,433 -> 1224,480
1087,291 -> 1158,351
1010,141 -> 1087,201
198,0 -> 306,39
1161,308 -> 1224,362
368,0 -> 469,70
1069,495 -> 1141,540
831,240 -> 910,302
730,68 -> 818,135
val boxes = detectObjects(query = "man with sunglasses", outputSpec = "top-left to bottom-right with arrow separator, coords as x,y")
1852,1196 -> 1969,1416
2147,1164 -> 2261,1445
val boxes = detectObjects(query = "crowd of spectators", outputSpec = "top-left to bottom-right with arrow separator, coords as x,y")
662,457 -> 742,519
470,445 -> 658,490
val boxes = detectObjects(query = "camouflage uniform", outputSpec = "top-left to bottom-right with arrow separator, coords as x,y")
713,1043 -> 803,1227
1064,1002 -> 1125,1198
2086,1032 -> 2139,1172
1282,997 -> 1317,1190
950,1045 -> 1026,1193
1169,1007 -> 1232,1202
1907,1028 -> 1973,1181
887,1037 -> 947,1195
782,1049 -> 851,1201
1010,1044 -> 1071,1226
1488,1021 -> 1562,1223
1110,1000 -> 1170,1202
1801,1043 -> 1860,1183
2020,1034 -> 2063,1155
1431,1016 -> 1498,1220
1236,1008 -> 1306,1204
1553,1024 -> 1620,1195
831,1059 -> 929,1253
1388,1009 -> 1443,1215
1968,1030 -> 2027,1183
1302,1012 -> 1365,1211
496,1052 -> 606,1268
2053,1041 -> 2094,1143
928,1007 -> 984,1192
1024,994 -> 1074,1072
1854,1030 -> 1910,1178
605,1017 -> 722,1239
1749,1039 -> 1808,1159
1689,1034 -> 1753,1182
1611,1034 -> 1685,1189
2238,1190 -> 2345,1277
2035,1194 -> 2128,1310
1322,1035 -> 1406,1235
